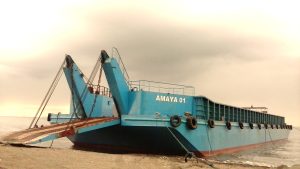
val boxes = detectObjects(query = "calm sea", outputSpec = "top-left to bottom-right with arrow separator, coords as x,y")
0,116 -> 299,167
211,126 -> 300,167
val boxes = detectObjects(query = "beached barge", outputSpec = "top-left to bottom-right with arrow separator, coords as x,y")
3,49 -> 292,157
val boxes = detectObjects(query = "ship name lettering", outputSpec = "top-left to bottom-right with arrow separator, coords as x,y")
155,95 -> 185,103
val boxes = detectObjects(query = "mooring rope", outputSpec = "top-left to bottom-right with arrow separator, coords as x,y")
203,113 -> 213,156
165,124 -> 216,168
166,127 -> 190,154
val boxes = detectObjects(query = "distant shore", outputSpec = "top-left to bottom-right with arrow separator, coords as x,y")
0,143 -> 298,169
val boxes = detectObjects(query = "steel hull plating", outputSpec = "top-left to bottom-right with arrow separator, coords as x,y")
60,54 -> 292,157
67,121 -> 290,157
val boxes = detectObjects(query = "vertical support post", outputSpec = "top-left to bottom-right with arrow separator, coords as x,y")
213,102 -> 215,120
207,100 -> 209,120
228,107 -> 230,121
231,107 -> 233,122
232,108 -> 234,122
243,110 -> 245,122
218,104 -> 221,121
223,105 -> 225,121
247,110 -> 249,123
238,109 -> 240,122
260,113 -> 262,123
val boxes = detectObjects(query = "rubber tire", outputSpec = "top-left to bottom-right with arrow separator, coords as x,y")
257,123 -> 261,130
207,119 -> 215,128
186,117 -> 197,129
170,115 -> 182,128
226,121 -> 232,130
249,123 -> 254,129
239,122 -> 244,129
264,123 -> 268,129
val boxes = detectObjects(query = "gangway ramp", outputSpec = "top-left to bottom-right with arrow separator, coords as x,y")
1,117 -> 120,145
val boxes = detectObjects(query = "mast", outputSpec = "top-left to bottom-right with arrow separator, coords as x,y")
64,55 -> 87,117
101,50 -> 130,116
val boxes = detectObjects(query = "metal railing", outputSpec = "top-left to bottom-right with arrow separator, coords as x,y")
129,80 -> 195,96
87,85 -> 111,97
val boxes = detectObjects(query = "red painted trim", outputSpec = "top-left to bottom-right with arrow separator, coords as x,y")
195,138 -> 288,157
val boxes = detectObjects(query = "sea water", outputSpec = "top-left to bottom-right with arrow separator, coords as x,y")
211,127 -> 300,167
0,116 -> 299,167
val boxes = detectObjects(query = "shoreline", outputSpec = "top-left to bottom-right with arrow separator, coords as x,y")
1,143 -> 298,169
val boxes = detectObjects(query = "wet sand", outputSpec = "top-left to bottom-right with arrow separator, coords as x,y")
0,143 -> 298,169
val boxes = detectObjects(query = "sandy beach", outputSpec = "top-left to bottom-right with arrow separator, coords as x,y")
0,143 -> 298,169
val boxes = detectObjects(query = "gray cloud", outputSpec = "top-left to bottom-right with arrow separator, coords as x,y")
39,10 -> 283,85
1,2 -> 299,125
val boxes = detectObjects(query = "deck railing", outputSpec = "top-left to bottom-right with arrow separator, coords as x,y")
87,85 -> 111,97
129,80 -> 195,96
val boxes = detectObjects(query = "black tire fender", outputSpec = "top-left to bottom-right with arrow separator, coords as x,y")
207,119 -> 215,128
170,115 -> 182,127
264,123 -> 268,129
186,116 -> 197,129
226,121 -> 231,130
239,122 -> 244,129
249,123 -> 254,129
257,123 -> 261,129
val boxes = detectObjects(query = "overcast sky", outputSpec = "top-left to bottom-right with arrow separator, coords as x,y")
0,0 -> 299,126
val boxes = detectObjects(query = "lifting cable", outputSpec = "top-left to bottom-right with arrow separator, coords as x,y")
68,55 -> 102,118
28,54 -> 103,130
64,56 -> 103,130
87,64 -> 103,118
87,56 -> 102,85
64,65 -> 87,130
28,59 -> 66,129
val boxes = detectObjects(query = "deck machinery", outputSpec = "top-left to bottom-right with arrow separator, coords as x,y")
3,49 -> 292,157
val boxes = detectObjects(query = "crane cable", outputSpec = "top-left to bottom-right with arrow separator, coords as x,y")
87,63 -> 103,118
87,56 -> 102,86
29,54 -> 103,129
64,55 -> 103,130
28,59 -> 65,129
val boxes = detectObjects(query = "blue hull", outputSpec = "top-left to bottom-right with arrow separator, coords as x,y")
58,53 -> 292,157
69,126 -> 187,155
68,119 -> 290,156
